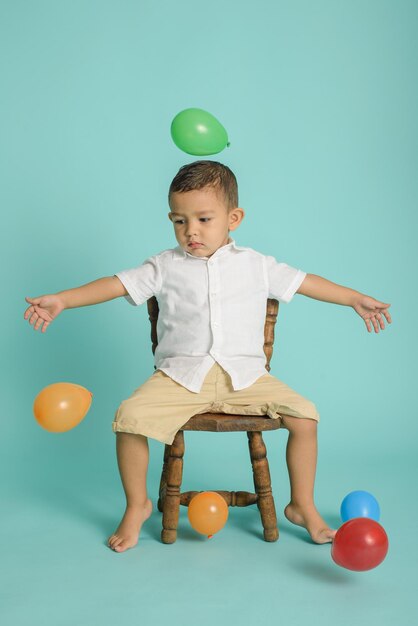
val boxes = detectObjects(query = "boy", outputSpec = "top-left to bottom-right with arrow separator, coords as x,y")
24,160 -> 392,553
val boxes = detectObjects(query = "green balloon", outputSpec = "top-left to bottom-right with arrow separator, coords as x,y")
171,108 -> 230,156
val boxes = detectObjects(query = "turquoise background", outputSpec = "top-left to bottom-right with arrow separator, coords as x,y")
1,1 -> 417,624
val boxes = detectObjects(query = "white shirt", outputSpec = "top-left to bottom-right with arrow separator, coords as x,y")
115,238 -> 306,393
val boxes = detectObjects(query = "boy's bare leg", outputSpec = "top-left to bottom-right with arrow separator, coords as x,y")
108,432 -> 153,552
280,415 -> 336,544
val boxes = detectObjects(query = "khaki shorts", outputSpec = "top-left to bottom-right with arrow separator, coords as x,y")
112,362 -> 319,445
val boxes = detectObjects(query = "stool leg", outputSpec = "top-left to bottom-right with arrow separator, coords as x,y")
162,430 -> 185,544
247,431 -> 279,542
158,444 -> 170,512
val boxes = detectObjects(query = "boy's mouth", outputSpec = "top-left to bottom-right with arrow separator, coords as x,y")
188,242 -> 203,248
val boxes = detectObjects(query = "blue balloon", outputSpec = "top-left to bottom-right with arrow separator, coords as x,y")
340,490 -> 380,522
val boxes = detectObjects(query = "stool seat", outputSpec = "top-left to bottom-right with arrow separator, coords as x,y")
181,413 -> 282,433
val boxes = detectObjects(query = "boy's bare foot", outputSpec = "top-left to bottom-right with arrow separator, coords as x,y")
284,502 -> 336,544
108,498 -> 153,552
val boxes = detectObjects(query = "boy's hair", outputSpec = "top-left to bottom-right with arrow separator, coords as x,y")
168,160 -> 238,210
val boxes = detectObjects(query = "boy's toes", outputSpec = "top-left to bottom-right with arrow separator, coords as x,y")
111,538 -> 123,551
108,533 -> 137,552
312,527 -> 337,544
324,527 -> 337,541
108,534 -> 122,550
113,542 -> 126,552
113,538 -> 134,552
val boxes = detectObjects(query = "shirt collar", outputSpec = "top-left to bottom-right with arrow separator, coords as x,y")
172,237 -> 245,261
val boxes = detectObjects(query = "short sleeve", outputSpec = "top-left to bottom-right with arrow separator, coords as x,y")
263,255 -> 306,303
114,255 -> 162,306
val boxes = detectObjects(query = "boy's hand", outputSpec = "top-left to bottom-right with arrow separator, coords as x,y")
24,295 -> 65,333
352,295 -> 392,333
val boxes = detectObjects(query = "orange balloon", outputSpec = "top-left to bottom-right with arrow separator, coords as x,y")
187,491 -> 229,537
33,383 -> 93,432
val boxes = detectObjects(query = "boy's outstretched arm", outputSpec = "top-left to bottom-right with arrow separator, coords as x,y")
296,273 -> 392,333
24,276 -> 128,333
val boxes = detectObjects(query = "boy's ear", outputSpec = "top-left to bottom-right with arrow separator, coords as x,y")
229,208 -> 245,230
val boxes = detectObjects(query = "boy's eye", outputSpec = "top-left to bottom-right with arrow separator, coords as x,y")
174,218 -> 211,224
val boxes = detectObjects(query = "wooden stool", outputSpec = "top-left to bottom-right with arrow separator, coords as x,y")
147,296 -> 281,543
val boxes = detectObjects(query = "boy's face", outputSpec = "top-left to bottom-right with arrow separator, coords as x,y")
168,186 -> 244,258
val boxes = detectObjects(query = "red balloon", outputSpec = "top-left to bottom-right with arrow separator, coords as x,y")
331,518 -> 389,571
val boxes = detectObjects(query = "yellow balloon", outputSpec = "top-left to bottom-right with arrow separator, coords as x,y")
188,491 -> 229,537
33,383 -> 93,432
